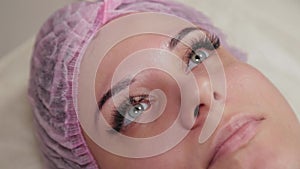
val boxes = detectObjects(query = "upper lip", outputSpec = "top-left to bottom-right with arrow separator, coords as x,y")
207,114 -> 265,167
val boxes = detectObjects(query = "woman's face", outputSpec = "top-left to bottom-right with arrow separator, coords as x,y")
83,27 -> 300,169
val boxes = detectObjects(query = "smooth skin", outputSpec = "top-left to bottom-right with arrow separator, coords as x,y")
83,31 -> 300,169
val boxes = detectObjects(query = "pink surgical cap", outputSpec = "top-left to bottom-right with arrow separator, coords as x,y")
28,0 -> 246,168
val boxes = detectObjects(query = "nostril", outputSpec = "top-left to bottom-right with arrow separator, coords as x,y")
194,104 -> 205,118
194,105 -> 199,118
213,92 -> 222,100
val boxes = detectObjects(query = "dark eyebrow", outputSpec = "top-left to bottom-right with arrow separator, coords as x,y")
169,27 -> 200,50
98,78 -> 135,110
97,27 -> 201,110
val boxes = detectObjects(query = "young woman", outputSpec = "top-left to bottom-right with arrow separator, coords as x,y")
28,0 -> 300,168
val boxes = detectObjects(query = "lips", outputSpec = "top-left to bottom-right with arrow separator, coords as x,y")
208,115 -> 265,167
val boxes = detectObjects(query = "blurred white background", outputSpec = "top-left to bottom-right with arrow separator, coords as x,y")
0,0 -> 74,57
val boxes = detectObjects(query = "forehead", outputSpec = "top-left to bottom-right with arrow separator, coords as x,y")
95,34 -> 171,100
81,12 -> 199,101
101,34 -> 169,66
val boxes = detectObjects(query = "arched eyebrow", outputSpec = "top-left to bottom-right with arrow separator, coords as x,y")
98,78 -> 136,110
97,27 -> 201,110
169,27 -> 200,50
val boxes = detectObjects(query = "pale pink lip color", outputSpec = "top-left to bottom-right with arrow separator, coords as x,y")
209,115 -> 265,166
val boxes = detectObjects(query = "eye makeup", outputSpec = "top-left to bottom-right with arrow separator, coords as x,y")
107,28 -> 221,134
182,33 -> 220,71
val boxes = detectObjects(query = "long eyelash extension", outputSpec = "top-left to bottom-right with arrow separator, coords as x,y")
110,95 -> 149,133
209,34 -> 221,49
190,33 -> 220,52
112,109 -> 126,132
111,101 -> 131,132
183,34 -> 220,62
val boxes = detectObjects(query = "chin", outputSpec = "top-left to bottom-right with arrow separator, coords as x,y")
209,138 -> 299,169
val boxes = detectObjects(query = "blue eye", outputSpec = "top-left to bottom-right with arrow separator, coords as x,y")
111,95 -> 150,132
123,102 -> 149,126
187,49 -> 209,71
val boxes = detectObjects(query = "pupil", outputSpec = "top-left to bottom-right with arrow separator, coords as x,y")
128,104 -> 145,120
134,104 -> 143,113
193,54 -> 201,63
193,50 -> 207,63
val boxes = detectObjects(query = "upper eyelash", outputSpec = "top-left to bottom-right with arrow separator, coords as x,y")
109,34 -> 220,133
185,34 -> 220,61
111,95 -> 149,133
192,33 -> 220,50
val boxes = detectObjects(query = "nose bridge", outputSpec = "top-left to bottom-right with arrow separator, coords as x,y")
195,56 -> 227,106
195,59 -> 227,143
197,72 -> 213,107
179,60 -> 226,135
179,68 -> 214,130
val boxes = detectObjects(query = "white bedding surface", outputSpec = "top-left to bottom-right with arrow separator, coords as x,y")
0,0 -> 299,168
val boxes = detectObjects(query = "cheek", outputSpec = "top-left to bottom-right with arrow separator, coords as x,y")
223,63 -> 300,162
211,137 -> 300,169
225,63 -> 284,109
87,138 -> 190,169
224,62 -> 298,129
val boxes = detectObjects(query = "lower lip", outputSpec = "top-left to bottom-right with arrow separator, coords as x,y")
210,119 -> 262,165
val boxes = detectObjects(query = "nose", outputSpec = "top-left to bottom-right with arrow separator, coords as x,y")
194,72 -> 224,128
180,58 -> 226,143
